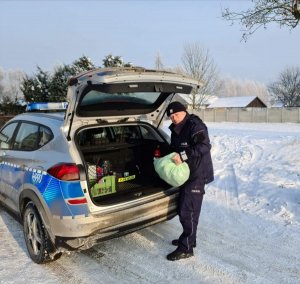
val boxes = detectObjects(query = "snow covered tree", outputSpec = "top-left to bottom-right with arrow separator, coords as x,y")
179,43 -> 220,109
103,54 -> 123,67
72,55 -> 95,74
21,67 -> 51,102
102,54 -> 132,68
48,65 -> 75,102
268,66 -> 300,107
0,68 -> 5,98
21,56 -> 96,102
0,68 -> 25,103
7,69 -> 25,103
216,77 -> 270,105
222,0 -> 300,41
50,56 -> 95,101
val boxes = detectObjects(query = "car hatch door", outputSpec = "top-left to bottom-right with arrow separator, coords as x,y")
63,68 -> 200,137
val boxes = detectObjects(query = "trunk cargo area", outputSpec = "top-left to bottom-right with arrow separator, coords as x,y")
77,123 -> 171,205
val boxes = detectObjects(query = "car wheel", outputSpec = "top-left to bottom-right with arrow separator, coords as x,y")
23,202 -> 57,264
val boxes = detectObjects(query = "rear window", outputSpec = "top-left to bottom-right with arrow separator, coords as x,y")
81,90 -> 161,107
77,82 -> 192,117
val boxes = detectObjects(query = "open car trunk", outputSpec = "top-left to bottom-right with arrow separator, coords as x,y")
77,122 -> 172,206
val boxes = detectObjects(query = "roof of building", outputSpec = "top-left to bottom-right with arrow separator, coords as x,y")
207,96 -> 266,108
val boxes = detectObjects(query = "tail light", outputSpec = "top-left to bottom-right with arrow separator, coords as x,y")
47,163 -> 80,181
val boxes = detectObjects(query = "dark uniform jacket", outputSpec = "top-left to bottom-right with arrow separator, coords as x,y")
169,113 -> 214,188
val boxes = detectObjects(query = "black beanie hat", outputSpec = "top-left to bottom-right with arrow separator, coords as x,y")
166,101 -> 186,116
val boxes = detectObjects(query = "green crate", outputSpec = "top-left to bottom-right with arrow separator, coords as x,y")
91,175 -> 116,197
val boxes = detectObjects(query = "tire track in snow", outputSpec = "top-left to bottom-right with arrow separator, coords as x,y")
201,131 -> 300,283
0,207 -> 85,284
214,164 -> 241,214
81,246 -> 154,283
45,261 -> 85,284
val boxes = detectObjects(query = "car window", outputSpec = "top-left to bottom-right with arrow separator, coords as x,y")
13,122 -> 53,151
80,91 -> 160,107
139,126 -> 157,140
0,122 -> 18,150
38,126 -> 53,147
76,83 -> 180,117
13,123 -> 40,151
78,127 -> 110,146
112,126 -> 141,142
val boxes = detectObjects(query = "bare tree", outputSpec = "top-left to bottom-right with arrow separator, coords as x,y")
222,0 -> 300,41
180,43 -> 219,109
0,68 -> 5,98
217,77 -> 270,105
268,66 -> 300,106
7,69 -> 25,102
0,68 -> 25,103
154,52 -> 164,70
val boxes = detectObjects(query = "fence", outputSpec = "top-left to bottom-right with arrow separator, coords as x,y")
191,108 -> 300,123
0,108 -> 299,128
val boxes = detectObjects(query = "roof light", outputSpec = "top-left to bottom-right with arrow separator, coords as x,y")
26,102 -> 68,112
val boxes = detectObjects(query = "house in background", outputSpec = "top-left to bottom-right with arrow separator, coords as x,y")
207,96 -> 267,108
174,94 -> 219,109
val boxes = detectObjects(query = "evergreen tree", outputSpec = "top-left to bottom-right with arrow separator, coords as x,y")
103,54 -> 123,67
20,76 -> 35,102
48,64 -> 74,102
21,55 -> 134,103
21,56 -> 96,102
72,55 -> 95,73
35,67 -> 51,101
102,54 -> 132,68
21,67 -> 51,102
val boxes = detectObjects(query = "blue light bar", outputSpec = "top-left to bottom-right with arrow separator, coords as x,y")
26,102 -> 68,112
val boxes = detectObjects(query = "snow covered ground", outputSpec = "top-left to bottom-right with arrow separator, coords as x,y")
1,122 -> 300,284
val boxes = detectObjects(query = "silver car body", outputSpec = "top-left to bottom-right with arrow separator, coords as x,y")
0,67 -> 199,253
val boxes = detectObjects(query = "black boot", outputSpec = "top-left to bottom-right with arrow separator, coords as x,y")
166,248 -> 194,261
171,239 -> 196,248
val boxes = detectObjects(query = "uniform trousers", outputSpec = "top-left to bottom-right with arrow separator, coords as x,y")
177,183 -> 204,253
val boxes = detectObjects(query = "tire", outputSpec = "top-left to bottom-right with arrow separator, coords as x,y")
23,202 -> 58,264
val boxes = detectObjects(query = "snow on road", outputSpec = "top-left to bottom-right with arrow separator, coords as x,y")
1,122 -> 300,283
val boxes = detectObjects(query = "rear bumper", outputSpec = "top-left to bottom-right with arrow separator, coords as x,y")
51,190 -> 179,249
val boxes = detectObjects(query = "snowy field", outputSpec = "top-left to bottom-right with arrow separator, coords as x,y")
1,122 -> 300,284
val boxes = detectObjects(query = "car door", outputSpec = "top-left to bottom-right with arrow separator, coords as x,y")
0,121 -> 19,209
5,121 -> 42,212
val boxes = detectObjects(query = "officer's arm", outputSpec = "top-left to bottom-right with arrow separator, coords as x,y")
179,124 -> 211,162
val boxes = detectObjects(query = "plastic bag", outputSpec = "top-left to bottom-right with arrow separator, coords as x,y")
153,152 -> 190,187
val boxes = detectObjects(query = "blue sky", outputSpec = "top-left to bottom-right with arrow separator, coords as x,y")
0,0 -> 299,85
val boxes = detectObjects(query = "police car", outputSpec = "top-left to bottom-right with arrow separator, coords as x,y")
0,67 -> 199,263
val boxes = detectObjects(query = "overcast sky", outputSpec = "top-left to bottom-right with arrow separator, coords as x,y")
0,0 -> 299,85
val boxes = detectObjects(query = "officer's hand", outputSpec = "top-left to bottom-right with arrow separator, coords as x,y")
172,153 -> 182,165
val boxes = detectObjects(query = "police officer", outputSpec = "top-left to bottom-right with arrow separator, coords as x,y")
166,101 -> 214,261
